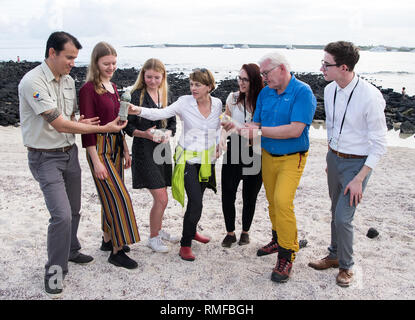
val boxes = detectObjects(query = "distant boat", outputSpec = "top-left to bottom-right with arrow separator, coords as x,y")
222,44 -> 235,49
151,44 -> 166,48
240,44 -> 249,49
370,46 -> 387,52
286,44 -> 295,50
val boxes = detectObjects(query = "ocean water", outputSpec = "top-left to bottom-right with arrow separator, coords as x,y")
310,122 -> 415,149
1,45 -> 414,148
1,45 -> 415,96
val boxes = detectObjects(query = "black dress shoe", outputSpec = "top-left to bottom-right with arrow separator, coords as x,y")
44,277 -> 63,298
100,237 -> 131,253
108,251 -> 138,269
68,253 -> 94,264
238,233 -> 250,245
221,234 -> 237,248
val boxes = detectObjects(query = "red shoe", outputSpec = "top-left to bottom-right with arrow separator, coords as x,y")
179,246 -> 195,261
193,232 -> 210,244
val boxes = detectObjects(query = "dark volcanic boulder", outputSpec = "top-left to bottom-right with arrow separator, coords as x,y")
400,120 -> 415,134
212,78 -> 238,110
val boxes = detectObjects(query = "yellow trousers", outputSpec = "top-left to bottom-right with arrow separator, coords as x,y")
262,149 -> 308,261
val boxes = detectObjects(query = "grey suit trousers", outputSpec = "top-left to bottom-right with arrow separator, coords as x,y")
326,150 -> 371,270
28,144 -> 82,280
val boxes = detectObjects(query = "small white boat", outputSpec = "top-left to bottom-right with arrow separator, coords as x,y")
222,44 -> 235,49
151,44 -> 166,48
370,46 -> 387,52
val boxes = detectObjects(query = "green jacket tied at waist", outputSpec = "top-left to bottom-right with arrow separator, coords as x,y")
172,144 -> 216,207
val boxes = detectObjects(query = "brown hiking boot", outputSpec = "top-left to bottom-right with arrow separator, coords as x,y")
308,255 -> 339,270
336,268 -> 353,287
271,257 -> 293,283
257,239 -> 279,256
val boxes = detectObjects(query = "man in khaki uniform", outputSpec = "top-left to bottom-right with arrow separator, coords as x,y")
18,31 -> 126,297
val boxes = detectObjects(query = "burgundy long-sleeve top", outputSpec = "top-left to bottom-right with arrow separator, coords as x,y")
79,81 -> 120,148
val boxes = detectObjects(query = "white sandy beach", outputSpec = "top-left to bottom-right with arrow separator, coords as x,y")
0,123 -> 414,300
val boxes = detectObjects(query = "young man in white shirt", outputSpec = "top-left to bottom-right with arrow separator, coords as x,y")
308,41 -> 387,287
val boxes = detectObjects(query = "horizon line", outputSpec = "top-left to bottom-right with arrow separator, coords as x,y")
123,43 -> 415,51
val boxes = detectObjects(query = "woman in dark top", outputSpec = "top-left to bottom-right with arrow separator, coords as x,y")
79,42 -> 140,269
219,63 -> 264,248
124,58 -> 177,253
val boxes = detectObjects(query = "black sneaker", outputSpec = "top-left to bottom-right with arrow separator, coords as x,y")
257,239 -> 279,256
238,233 -> 250,245
68,253 -> 94,264
108,250 -> 138,269
100,237 -> 131,253
221,234 -> 237,248
44,277 -> 63,298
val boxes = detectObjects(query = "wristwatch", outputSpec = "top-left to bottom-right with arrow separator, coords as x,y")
257,124 -> 262,136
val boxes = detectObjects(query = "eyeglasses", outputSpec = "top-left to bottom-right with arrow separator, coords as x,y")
237,76 -> 250,83
260,65 -> 279,78
192,68 -> 208,73
321,60 -> 339,70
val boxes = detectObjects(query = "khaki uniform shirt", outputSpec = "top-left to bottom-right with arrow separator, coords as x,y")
18,61 -> 77,149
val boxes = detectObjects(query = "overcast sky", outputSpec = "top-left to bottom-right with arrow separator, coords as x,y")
1,0 -> 414,48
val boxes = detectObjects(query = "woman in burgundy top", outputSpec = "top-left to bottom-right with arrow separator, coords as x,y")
79,42 -> 140,269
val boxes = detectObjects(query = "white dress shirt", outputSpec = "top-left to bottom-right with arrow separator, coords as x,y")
140,95 -> 222,163
324,74 -> 387,169
226,92 -> 253,124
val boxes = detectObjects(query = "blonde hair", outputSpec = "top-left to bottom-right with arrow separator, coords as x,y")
86,42 -> 117,94
131,58 -> 168,107
189,68 -> 216,92
131,58 -> 169,127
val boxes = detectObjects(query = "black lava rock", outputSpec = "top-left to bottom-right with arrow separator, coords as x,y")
400,120 -> 415,134
366,227 -> 379,239
299,239 -> 308,249
1,61 -> 414,134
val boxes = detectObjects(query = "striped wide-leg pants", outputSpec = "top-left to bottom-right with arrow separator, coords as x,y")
87,133 -> 140,248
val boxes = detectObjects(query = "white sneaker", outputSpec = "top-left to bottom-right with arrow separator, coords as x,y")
159,229 -> 180,243
147,235 -> 169,253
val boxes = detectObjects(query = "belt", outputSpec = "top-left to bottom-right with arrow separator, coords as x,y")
329,147 -> 366,159
268,150 -> 308,157
27,144 -> 74,153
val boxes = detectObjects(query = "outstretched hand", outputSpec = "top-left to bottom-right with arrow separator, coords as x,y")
78,115 -> 100,126
221,121 -> 235,132
128,104 -> 142,115
106,116 -> 127,132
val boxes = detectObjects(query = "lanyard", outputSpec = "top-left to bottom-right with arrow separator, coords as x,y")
243,98 -> 247,123
332,78 -> 359,135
